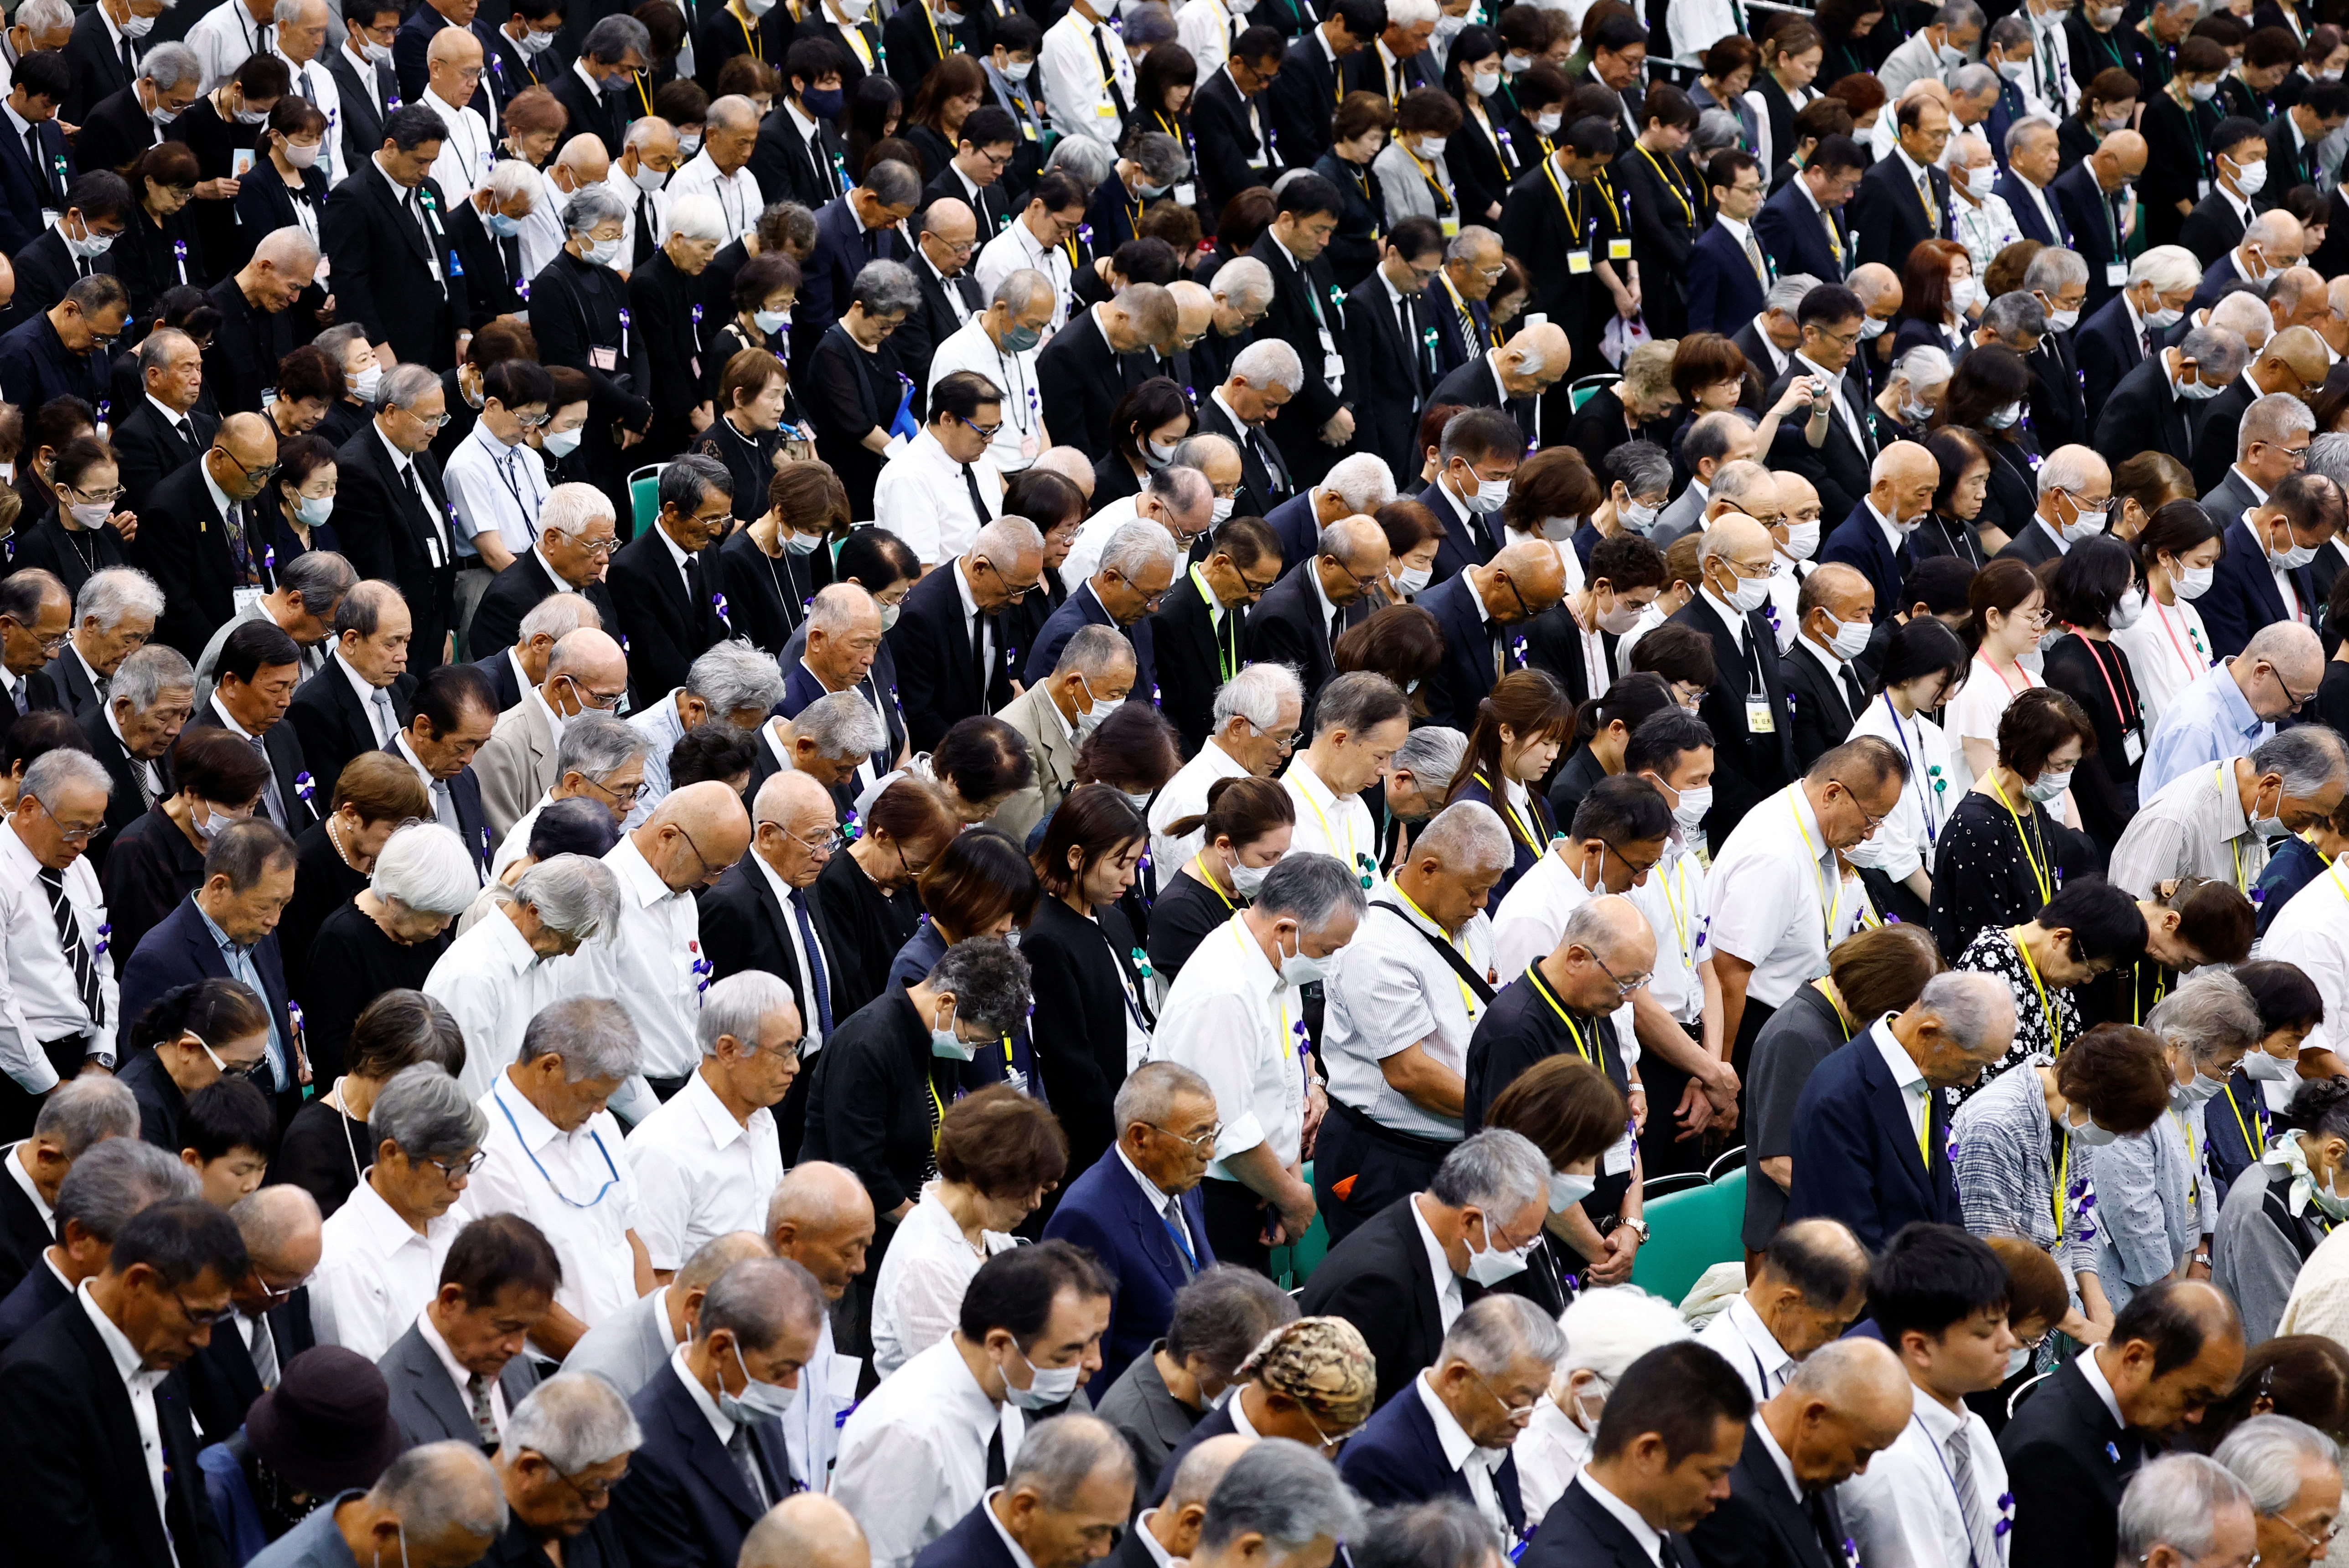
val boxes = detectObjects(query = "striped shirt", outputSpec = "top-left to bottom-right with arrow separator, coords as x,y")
2107,760 -> 2263,901
1951,1057 -> 2098,1278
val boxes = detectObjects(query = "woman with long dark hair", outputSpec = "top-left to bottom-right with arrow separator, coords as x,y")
1916,426 -> 1992,567
1932,346 -> 2041,552
1444,669 -> 1574,901
1092,377 -> 1194,510
1149,776 -> 1294,991
1545,672 -> 1677,830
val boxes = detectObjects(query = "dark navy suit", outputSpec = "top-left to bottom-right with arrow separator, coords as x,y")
1997,172 -> 2077,249
611,1357 -> 799,1568
0,1260 -> 66,1353
1998,1356 -> 2146,1568
1686,1417 -> 1849,1568
778,653 -> 905,783
1783,1033 -> 1962,1252
2053,163 -> 2129,319
2075,292 -> 2152,413
1669,593 -> 1797,847
1261,490 -> 1322,572
2201,516 -> 2318,661
1817,501 -> 1909,626
1522,1475 -> 1705,1568
0,113 -> 72,256
912,1496 -> 1025,1568
1024,581 -> 1158,703
1685,219 -> 1772,335
1752,179 -> 1849,286
114,895 -> 294,1071
1338,1375 -> 1528,1541
1041,1152 -> 1213,1398
1416,570 -> 1525,734
1421,479 -> 1500,589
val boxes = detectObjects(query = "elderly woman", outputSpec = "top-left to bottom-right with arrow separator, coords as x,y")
1950,876 -> 2150,1092
270,989 -> 468,1219
888,823 -> 1041,1082
1953,1021 -> 2174,1345
282,752 -> 433,1002
1517,1285 -> 1690,1523
118,976 -> 275,1154
302,825 -> 481,1085
467,798 -> 625,935
1314,92 -> 1395,291
1592,442 -> 1674,548
425,853 -> 626,1099
806,258 -> 923,519
1911,424 -> 1989,567
1933,346 -> 2044,552
114,140 -> 208,323
1878,346 -> 1954,454
869,1083 -> 1069,1374
631,191 -> 728,456
2083,970 -> 2263,1313
528,186 -> 655,480
1373,87 -> 1464,231
690,348 -> 812,528
817,774 -> 962,1019
2215,1078 -> 2349,1344
309,1062 -> 486,1361
911,714 -> 1038,825
12,436 -> 130,601
703,253 -> 800,407
1569,340 -> 1682,480
103,725 -> 272,964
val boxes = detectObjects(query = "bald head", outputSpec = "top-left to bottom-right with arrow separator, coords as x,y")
1764,1337 -> 1914,1488
741,1495 -> 870,1568
1169,280 -> 1215,348
768,1160 -> 876,1300
544,626 -> 625,696
1578,894 -> 1657,969
556,133 -> 611,184
1500,323 -> 1573,395
211,414 -> 280,504
755,767 -> 835,828
2092,129 -> 2147,188
427,23 -> 481,69
1869,440 -> 1940,524
1485,538 -> 1567,619
2261,325 -> 2333,390
638,779 -> 752,890
1700,511 -> 1774,567
232,1184 -> 321,1267
676,1230 -> 775,1295
1847,263 -> 1901,313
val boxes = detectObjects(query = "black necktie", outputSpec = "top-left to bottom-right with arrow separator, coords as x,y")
684,552 -> 707,620
635,191 -> 657,265
1840,663 -> 1866,716
1088,24 -> 1131,119
985,1421 -> 1008,1486
973,611 -> 991,693
961,462 -> 988,521
120,36 -> 134,73
1397,293 -> 1422,390
174,416 -> 195,452
38,867 -> 102,1028
26,128 -> 47,202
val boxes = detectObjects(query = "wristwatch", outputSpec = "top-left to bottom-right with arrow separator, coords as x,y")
1621,1217 -> 1651,1244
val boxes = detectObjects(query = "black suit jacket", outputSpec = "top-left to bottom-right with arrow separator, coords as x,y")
181,1293 -> 315,1446
470,550 -> 621,659
109,398 -> 214,518
797,191 -> 913,364
43,643 -> 107,727
0,1166 -> 51,1302
335,424 -> 457,673
286,658 -> 416,803
445,194 -> 530,328
1268,31 -> 1347,168
612,1358 -> 798,1568
324,45 -> 398,178
2075,291 -> 2151,414
1671,593 -> 1797,844
698,853 -> 846,1152
1192,393 -> 1293,522
0,1259 -> 66,1352
79,703 -> 151,871
548,63 -> 632,158
1344,268 -> 1438,478
1295,1193 -> 1483,1412
64,6 -> 139,123
898,251 -> 986,413
886,557 -> 1015,752
607,525 -> 725,710
1523,1475 -> 1703,1568
2189,377 -> 2262,495
1416,568 -> 1521,733
1753,178 -> 1850,286
1038,304 -> 1151,458
2053,161 -> 2129,320
2094,352 -> 2194,468
1687,1420 -> 1847,1568
0,1295 -> 227,1568
1337,1372 -> 1528,1532
923,167 -> 1011,238
1428,352 -> 1535,449
129,457 -> 248,662
1247,230 -> 1345,474
1765,363 -> 1878,522
473,646 -> 523,712
187,703 -> 321,836
2177,188 -> 2261,267
0,111 -> 73,257
1191,68 -> 1275,221
750,100 -> 851,213
1420,273 -> 1493,381
1782,639 -> 1877,770
199,272 -> 298,419
69,84 -> 158,180
1245,562 -> 1365,716
2027,331 -> 2091,454
322,157 -> 467,371
381,738 -> 492,878
5,227 -> 110,334
1999,1357 -> 2144,1568
116,894 -> 294,1068
1146,573 -> 1243,755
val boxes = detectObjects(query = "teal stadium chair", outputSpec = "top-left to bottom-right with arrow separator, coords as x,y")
1268,1162 -> 1331,1289
1629,1166 -> 1749,1305
627,463 -> 665,538
1567,373 -> 1620,414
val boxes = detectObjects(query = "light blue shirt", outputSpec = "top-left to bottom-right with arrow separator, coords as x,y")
244,1490 -> 365,1568
195,900 -> 289,1091
2141,659 -> 2272,795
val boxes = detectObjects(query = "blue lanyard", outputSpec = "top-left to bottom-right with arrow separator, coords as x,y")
493,1083 -> 621,1207
1882,695 -> 1941,845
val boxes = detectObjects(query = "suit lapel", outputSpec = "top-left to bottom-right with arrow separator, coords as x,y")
64,1310 -> 177,1564
370,162 -> 432,263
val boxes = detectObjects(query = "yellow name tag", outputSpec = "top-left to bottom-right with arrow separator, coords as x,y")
1745,696 -> 1777,734
1568,250 -> 1592,273
1608,238 -> 1632,261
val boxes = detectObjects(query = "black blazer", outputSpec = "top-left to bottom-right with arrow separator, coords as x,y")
110,397 -> 215,517
2041,632 -> 2144,851
923,166 -> 1012,240
1785,1033 -> 1962,1252
182,1292 -> 316,1445
2093,352 -> 2194,469
1146,574 -> 1243,755
1782,639 -> 1877,770
1764,363 -> 1878,522
1247,226 -> 1346,454
201,272 -> 299,419
1038,304 -> 1152,458
0,1296 -> 228,1568
2177,188 -> 2261,267
1021,895 -> 1148,1181
1295,1192 -> 1484,1412
703,5 -> 795,94
1852,152 -> 1954,271
2027,331 -> 2091,455
68,83 -> 157,179
1267,30 -> 1348,169
230,159 -> 329,281
1344,269 -> 1438,479
445,193 -> 532,327
80,702 -> 154,872
547,62 -> 633,158
335,424 -> 457,674
897,251 -> 986,415
749,99 -> 851,214
2053,160 -> 2129,319
2075,291 -> 2152,413
470,551 -> 620,660
0,1166 -> 51,1302
1671,592 -> 1797,844
1753,178 -> 1850,287
2190,380 -> 2264,495
11,511 -> 128,606
1998,1356 -> 2145,1568
608,525 -> 725,710
698,853 -> 848,1154
1192,393 -> 1293,523
1244,562 -> 1365,716
116,892 -> 294,1068
1816,501 -> 1909,627
1418,475 -> 1498,590
324,45 -> 398,178
1431,352 -> 1536,451
797,191 -> 913,363
322,157 -> 467,371
186,703 -> 321,836
1191,68 -> 1275,222
44,642 -> 107,727
0,112 -> 73,260
6,228 -> 109,335
885,556 -> 1017,753
2204,516 -> 2317,662
1416,568 -> 1518,733
129,456 -> 246,662
1525,1476 -> 1704,1568
63,5 -> 138,123
286,658 -> 416,804
1687,1419 -> 1847,1568
1337,1372 -> 1527,1533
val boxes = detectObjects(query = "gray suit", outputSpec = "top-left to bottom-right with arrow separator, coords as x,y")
1094,1338 -> 1204,1501
194,598 -> 328,709
989,679 -> 1082,846
41,645 -> 106,725
472,688 -> 560,841
1652,484 -> 1709,550
379,1319 -> 543,1450
560,1284 -> 676,1400
2200,467 -> 2262,529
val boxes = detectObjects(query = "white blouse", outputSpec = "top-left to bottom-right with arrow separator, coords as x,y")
1846,694 -> 1955,884
2111,594 -> 2215,729
1945,653 -> 2074,828
869,1182 -> 1019,1376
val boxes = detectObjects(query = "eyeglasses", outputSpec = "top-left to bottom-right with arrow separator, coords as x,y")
1245,717 -> 1302,750
172,1286 -> 238,1329
956,413 -> 1004,438
2274,1514 -> 2340,1552
1145,1120 -> 1222,1156
1830,779 -> 1891,833
579,772 -> 643,805
216,448 -> 283,484
562,676 -> 628,712
62,482 -> 126,505
28,796 -> 102,843
1466,1366 -> 1540,1427
769,819 -> 847,855
1591,951 -> 1652,998
2267,663 -> 2312,709
420,1149 -> 490,1182
1602,839 -> 1662,879
556,1461 -> 630,1504
193,1033 -> 269,1081
401,408 -> 454,432
246,1264 -> 312,1309
1297,1407 -> 1363,1455
548,527 -> 620,557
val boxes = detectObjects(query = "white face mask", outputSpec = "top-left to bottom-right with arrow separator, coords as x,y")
1004,1347 -> 1085,1409
1418,135 -> 1449,157
2023,765 -> 2072,803
1074,676 -> 1123,737
2243,1049 -> 2299,1082
352,362 -> 384,402
1396,563 -> 1433,594
1821,612 -> 1871,660
2171,1072 -> 2229,1110
284,139 -> 322,169
1209,495 -> 1236,525
2108,588 -> 2145,630
1459,471 -> 1508,515
2043,303 -> 2080,333
2233,156 -> 2268,196
1961,162 -> 1999,198
1470,69 -> 1500,97
543,426 -> 584,458
719,1341 -> 801,1423
1782,519 -> 1821,561
1987,400 -> 2023,430
2064,1104 -> 2121,1147
1718,566 -> 1769,614
1275,926 -> 1326,987
294,494 -> 335,526
2188,79 -> 2219,101
1596,593 -> 1646,635
67,497 -> 112,528
1951,276 -> 1985,315
121,10 -> 155,36
1620,497 -> 1661,534
1462,1211 -> 1535,1284
999,57 -> 1033,82
1534,110 -> 1562,134
1144,437 -> 1178,468
1228,849 -> 1273,895
633,161 -> 668,193
1664,781 -> 1712,834
2175,562 -> 2214,599
1997,56 -> 2031,82
1548,1169 -> 1597,1212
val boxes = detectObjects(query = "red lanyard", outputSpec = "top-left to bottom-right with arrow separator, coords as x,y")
2153,599 -> 2204,678
1982,654 -> 2029,696
2076,635 -> 2136,729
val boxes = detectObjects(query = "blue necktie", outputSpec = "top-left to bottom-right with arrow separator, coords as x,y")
789,891 -> 833,1034
1163,1200 -> 1197,1275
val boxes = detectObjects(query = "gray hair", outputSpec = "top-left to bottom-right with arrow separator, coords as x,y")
2305,433 -> 2349,493
972,515 -> 1047,573
1981,291 -> 2048,344
369,824 -> 480,917
564,183 -> 631,236
136,328 -> 197,380
510,853 -> 624,943
1112,1059 -> 1213,1132
1919,970 -> 2014,1050
1253,851 -> 1366,937
380,361 -> 443,413
1055,624 -> 1136,680
114,644 -> 195,711
1212,256 -> 1276,313
1003,1414 -> 1138,1510
1197,1439 -> 1365,1557
1099,519 -> 1181,580
485,159 -> 539,207
1044,134 -> 1117,188
1766,275 -> 1820,314
696,969 -> 800,1057
1414,800 -> 1511,875
141,40 -> 202,92
2116,1455 -> 2255,1568
924,935 -> 1032,1035
518,996 -> 643,1083
852,259 -> 923,318
1612,439 -> 1675,499
1393,725 -> 1468,786
2024,247 -> 2090,294
1895,346 -> 1954,393
31,1073 -> 139,1158
861,158 -> 922,209
664,192 -> 727,246
1127,131 -> 1190,186
1429,1128 -> 1550,1216
795,691 -> 888,760
1231,337 -> 1304,394
369,1063 -> 488,1160
807,583 -> 880,638
54,1138 -> 198,1243
2253,723 -> 2349,798
1312,670 -> 1406,741
1441,1291 -> 1567,1376
992,267 -> 1056,319
230,1183 -> 320,1260
1709,460 -> 1776,510
2005,113 -> 2061,158
543,483 -> 617,538
1695,107 -> 1744,155
2179,325 -> 2250,384
1170,432 -> 1239,476
1322,452 -> 1398,514
1557,1286 -> 1692,1382
529,597 -> 605,648
502,1373 -> 643,1473
556,712 -> 651,784
2132,244 -> 2204,294
2148,969 -> 2264,1067
2214,1415 -> 2341,1516
368,1442 -> 509,1545
580,12 -> 651,62
13,0 -> 71,32
2240,392 -> 2318,461
687,639 -> 787,720
1213,661 -> 1304,734
1447,225 -> 1501,263
1948,62 -> 1999,98
21,749 -> 113,810
280,550 -> 355,621
2035,444 -> 2108,499
702,1256 -> 828,1351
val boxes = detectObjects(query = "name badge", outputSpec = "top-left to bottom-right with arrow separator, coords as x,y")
1095,100 -> 1117,118
1440,215 -> 1461,237
2123,729 -> 2144,763
233,587 -> 267,617
1568,250 -> 1592,273
590,346 -> 617,370
1608,237 -> 1632,261
2197,178 -> 2212,198
2106,260 -> 2129,286
1173,181 -> 1195,205
1745,695 -> 1777,734
1603,1127 -> 1634,1175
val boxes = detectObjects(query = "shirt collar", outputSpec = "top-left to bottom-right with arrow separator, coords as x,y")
2078,1345 -> 2127,1428
4,1141 -> 52,1227
1749,1415 -> 1803,1501
1130,1513 -> 1180,1568
1416,1371 -> 1495,1475
1576,1473 -> 1665,1563
416,1308 -> 484,1401
655,523 -> 693,575
1408,1191 -> 1462,1297
955,556 -> 984,620
610,834 -> 679,909
982,1490 -> 1043,1568
374,421 -> 414,476
1698,584 -> 1747,649
2215,657 -> 2266,738
78,1280 -> 159,1388
198,455 -> 237,521
196,899 -> 248,958
1869,1013 -> 1926,1093
210,692 -> 259,740
1116,1144 -> 1170,1210
395,732 -> 438,797
492,1068 -> 571,1155
671,1341 -> 739,1445
677,1067 -> 754,1149
1725,1293 -> 1799,1381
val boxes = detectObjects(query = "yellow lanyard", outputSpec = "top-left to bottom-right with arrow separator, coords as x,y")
632,69 -> 654,116
924,0 -> 950,61
1476,771 -> 1543,856
1656,853 -> 1692,959
1192,853 -> 1239,913
2173,1107 -> 2199,1178
1392,884 -> 1482,1020
1916,1093 -> 1932,1171
2129,961 -> 2168,1026
1788,793 -> 1843,944
1542,156 -> 1582,230
1404,144 -> 1454,214
2015,931 -> 2063,1056
1987,774 -> 2054,905
733,6 -> 765,59
928,1072 -> 947,1149
2219,763 -> 2252,893
2054,1124 -> 2070,1240
2222,1083 -> 2262,1164
1635,143 -> 1694,226
1526,963 -> 1594,1063
1297,775 -> 1367,886
1591,168 -> 1627,231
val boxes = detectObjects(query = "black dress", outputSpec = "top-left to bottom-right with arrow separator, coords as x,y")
267,1096 -> 372,1219
301,902 -> 451,1084
1312,150 -> 1387,292
99,804 -> 207,966
9,508 -> 128,603
281,819 -> 368,1007
1144,870 -> 1240,988
627,247 -> 712,458
1092,450 -> 1148,511
812,846 -> 921,1021
166,97 -> 259,282
713,523 -> 819,655
112,205 -> 208,322
797,982 -> 960,1215
688,414 -> 786,526
1929,787 -> 2065,970
701,318 -> 784,404
1978,429 -> 2044,547
804,321 -> 903,519
2041,632 -> 2146,856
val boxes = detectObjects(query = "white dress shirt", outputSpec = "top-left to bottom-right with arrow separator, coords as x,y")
1869,1011 -> 1931,1153
873,426 -> 1003,566
0,820 -> 115,1090
1174,0 -> 1237,73
80,1281 -> 176,1558
463,1071 -> 642,1331
833,1334 -> 1025,1568
1702,781 -> 1868,1010
1847,695 -> 1955,885
1409,1191 -> 1466,1332
4,1142 -> 52,1230
1418,1371 -> 1513,1545
1626,837 -> 1708,1025
1148,738 -> 1249,877
1490,845 -> 1639,1054
1323,895 -> 1493,1141
603,160 -> 669,273
1282,756 -> 1379,891
666,150 -> 762,244
870,1181 -> 1017,1375
2256,858 -> 2349,1057
1040,7 -> 1134,146
418,1308 -> 508,1438
1149,911 -> 1307,1174
187,0 -> 274,92
624,1066 -> 784,1272
423,86 -> 495,199
748,846 -> 830,1056
555,834 -> 703,1080
931,315 -> 1044,471
1059,490 -> 1145,585
424,903 -> 566,1098
445,418 -> 550,555
1840,1392 -> 2011,1568
311,1171 -> 464,1360
335,650 -> 405,747
1516,1397 -> 1596,1527
519,166 -> 574,279
622,691 -> 691,829
1695,1290 -> 1799,1402
973,218 -> 1075,330
1578,1473 -> 1666,1568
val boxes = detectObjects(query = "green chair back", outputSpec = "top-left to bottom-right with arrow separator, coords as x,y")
627,468 -> 663,540
1268,1162 -> 1331,1289
1629,1167 -> 1749,1305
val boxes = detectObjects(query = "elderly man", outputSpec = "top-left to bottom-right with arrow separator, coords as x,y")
2095,323 -> 2248,470
1415,539 -> 1568,734
1257,451 -> 1397,577
763,1161 -> 877,1486
994,626 -> 1136,843
0,1074 -> 135,1296
1147,513 -> 1283,754
1044,1061 -> 1220,1393
2189,330 -> 2329,497
1705,738 -> 1910,1055
622,642 -> 781,827
2206,429 -> 2333,658
1784,970 -> 2015,1249
1246,513 -> 1389,713
1150,662 -> 1306,873
2109,1456 -> 2264,1568
1197,339 -> 1305,523
196,551 -> 352,699
201,227 -> 324,420
184,1184 -> 323,1443
1038,284 -> 1179,457
1655,413 -> 1765,548
779,585 -> 900,779
835,1242 -> 1116,1568
2114,726 -> 2349,897
667,94 -> 761,244
874,371 -> 1009,569
0,749 -> 119,1134
1821,442 -> 1939,624
0,1135 -> 193,1351
607,456 -> 735,712
560,1225 -> 769,1396
1283,671 -> 1409,887
1299,1129 -> 1551,1413
927,269 -> 1057,475
1025,521 -> 1180,700
753,692 -> 889,827
888,515 -> 1047,752
1672,515 -> 1803,841
419,26 -> 493,199
1315,803 -> 1509,1240
486,1372 -> 643,1566
1064,465 -> 1216,587
1181,1440 -> 1363,1568
428,849 -> 623,1095
187,621 -> 320,838
81,643 -> 193,867
43,567 -> 161,727
0,272 -> 126,415
1428,322 -> 1572,452
333,365 -> 466,677
916,1414 -> 1136,1568
109,330 -> 216,518
1416,407 -> 1525,587
1783,565 -> 1878,767
1153,853 -> 1366,1272
387,663 -> 498,881
1696,1218 -> 1871,1403
1689,1339 -> 1914,1568
285,579 -> 418,806
377,1214 -> 559,1448
2215,1418 -> 2344,1568
742,1495 -> 874,1568
461,998 -> 652,1356
603,118 -> 678,271
626,970 -> 802,1280
2143,622 -> 2327,793
1114,1434 -> 1252,1568
2077,242 -> 2201,410
1991,444 -> 2113,569
473,626 -> 629,839
249,1440 -> 507,1568
471,484 -> 623,657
